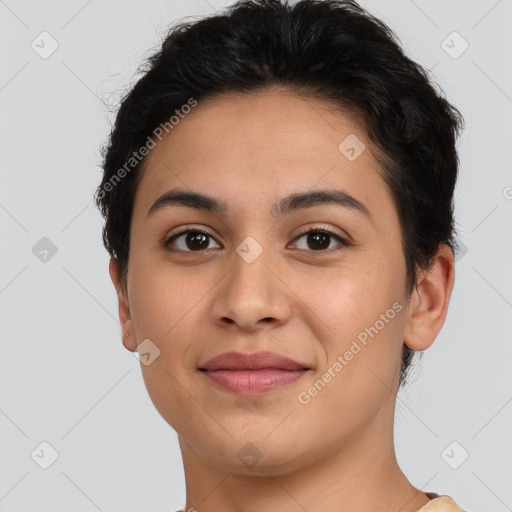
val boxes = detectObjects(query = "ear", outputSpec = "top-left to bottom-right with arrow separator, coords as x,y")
403,244 -> 455,351
109,258 -> 137,352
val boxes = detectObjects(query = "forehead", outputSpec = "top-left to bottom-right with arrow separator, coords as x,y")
132,88 -> 396,227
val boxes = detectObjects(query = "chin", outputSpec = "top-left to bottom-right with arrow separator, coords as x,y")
196,436 -> 321,477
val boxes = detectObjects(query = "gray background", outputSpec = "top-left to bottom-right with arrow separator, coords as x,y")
1,0 -> 511,511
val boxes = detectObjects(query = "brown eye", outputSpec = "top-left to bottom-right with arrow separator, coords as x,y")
165,230 -> 220,252
292,228 -> 350,253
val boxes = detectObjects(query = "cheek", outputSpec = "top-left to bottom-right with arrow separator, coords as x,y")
296,298 -> 405,433
303,266 -> 390,335
128,258 -> 209,341
126,264 -> 206,428
307,265 -> 406,381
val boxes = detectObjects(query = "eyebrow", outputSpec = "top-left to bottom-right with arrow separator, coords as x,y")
147,188 -> 373,223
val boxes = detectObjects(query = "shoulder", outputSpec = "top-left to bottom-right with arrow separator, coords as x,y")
416,495 -> 467,512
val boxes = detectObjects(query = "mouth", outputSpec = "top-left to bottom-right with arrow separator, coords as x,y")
198,351 -> 311,396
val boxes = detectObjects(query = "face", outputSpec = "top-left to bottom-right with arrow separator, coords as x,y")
113,87 -> 421,475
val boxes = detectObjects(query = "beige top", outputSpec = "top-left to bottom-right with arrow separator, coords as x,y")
417,495 -> 465,511
174,494 -> 466,512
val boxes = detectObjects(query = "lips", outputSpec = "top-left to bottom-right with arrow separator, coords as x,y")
199,351 -> 310,371
199,351 -> 311,396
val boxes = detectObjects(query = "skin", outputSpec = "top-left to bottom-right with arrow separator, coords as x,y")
109,86 -> 455,512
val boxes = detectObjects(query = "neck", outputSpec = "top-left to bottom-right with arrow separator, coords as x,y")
176,414 -> 431,512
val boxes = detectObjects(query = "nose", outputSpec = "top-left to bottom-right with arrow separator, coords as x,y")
210,246 -> 293,333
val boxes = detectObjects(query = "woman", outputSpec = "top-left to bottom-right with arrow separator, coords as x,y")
95,0 -> 467,510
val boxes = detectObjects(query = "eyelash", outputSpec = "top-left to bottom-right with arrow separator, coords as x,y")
164,225 -> 351,255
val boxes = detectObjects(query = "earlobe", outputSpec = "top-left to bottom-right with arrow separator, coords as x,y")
122,318 -> 136,352
403,244 -> 455,352
109,258 -> 137,352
